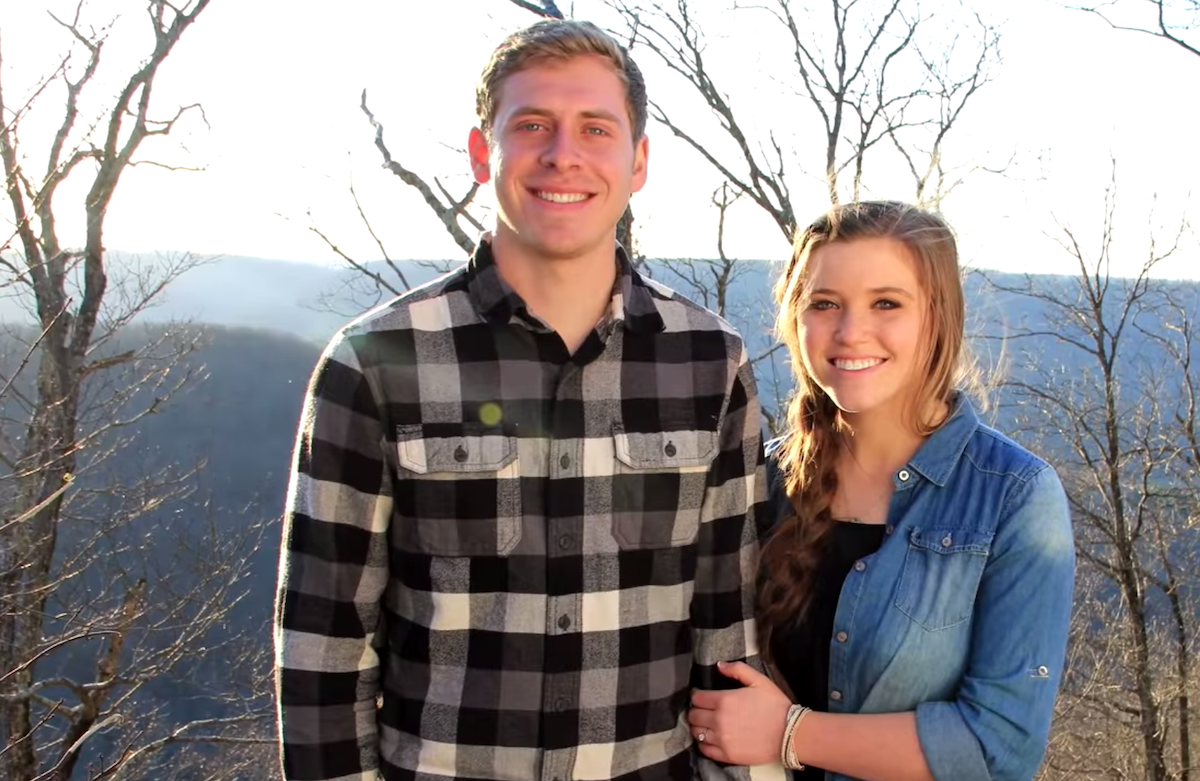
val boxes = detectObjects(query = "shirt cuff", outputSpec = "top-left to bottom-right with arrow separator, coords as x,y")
915,701 -> 991,781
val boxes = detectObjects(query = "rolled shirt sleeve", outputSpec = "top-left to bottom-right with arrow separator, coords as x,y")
916,464 -> 1075,781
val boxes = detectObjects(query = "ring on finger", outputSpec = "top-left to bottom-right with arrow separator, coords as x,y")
697,727 -> 709,743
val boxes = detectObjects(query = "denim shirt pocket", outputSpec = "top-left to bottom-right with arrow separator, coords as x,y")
895,527 -> 994,631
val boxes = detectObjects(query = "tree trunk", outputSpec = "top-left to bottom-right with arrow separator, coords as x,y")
1121,563 -> 1169,781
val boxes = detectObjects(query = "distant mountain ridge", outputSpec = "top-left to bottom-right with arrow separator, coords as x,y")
0,252 -> 1147,347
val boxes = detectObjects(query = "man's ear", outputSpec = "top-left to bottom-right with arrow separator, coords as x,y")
630,133 -> 649,194
468,127 -> 491,184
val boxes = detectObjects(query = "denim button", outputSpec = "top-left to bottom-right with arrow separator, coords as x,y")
941,534 -> 953,547
830,690 -> 843,701
853,560 -> 866,572
836,631 -> 848,643
1037,665 -> 1050,677
897,469 -> 910,481
885,524 -> 894,535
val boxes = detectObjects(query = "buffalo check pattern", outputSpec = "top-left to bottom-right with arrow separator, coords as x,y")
275,241 -> 775,781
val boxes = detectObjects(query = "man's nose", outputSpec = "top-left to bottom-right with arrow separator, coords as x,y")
539,127 -> 582,169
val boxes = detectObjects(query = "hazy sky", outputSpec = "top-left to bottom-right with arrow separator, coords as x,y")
3,0 -> 1199,279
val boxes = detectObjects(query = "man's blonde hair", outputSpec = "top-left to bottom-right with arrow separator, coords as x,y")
476,19 -> 648,142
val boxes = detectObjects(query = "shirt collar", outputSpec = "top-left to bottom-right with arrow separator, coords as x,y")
466,238 -> 664,334
906,392 -> 979,488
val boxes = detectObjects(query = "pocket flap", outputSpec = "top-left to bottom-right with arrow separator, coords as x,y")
397,424 -> 517,475
908,527 -> 994,555
612,423 -> 719,470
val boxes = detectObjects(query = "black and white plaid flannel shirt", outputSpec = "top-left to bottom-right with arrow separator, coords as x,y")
275,241 -> 780,781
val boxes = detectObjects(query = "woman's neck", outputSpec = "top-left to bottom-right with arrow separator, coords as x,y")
839,397 -> 949,476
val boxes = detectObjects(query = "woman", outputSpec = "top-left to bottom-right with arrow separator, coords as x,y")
687,201 -> 1074,781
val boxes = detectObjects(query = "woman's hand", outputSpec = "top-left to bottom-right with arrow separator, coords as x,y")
688,661 -> 793,766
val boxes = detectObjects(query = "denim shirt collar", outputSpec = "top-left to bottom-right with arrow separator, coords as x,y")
905,392 -> 979,488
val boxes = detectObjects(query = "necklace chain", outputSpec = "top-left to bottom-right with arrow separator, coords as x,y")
837,432 -> 895,524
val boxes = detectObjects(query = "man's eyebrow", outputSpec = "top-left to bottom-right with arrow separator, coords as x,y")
580,109 -> 622,123
506,107 -> 622,123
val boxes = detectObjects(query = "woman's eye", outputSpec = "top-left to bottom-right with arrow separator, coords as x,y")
809,300 -> 836,311
875,299 -> 900,310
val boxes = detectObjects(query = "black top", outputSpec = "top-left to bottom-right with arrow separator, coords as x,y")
770,521 -> 887,780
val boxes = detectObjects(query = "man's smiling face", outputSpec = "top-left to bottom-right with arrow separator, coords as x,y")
469,54 -> 648,264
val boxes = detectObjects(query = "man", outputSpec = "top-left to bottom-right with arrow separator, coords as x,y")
275,19 -> 775,781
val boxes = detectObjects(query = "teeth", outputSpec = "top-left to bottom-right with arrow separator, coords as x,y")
834,358 -> 883,371
536,191 -> 589,203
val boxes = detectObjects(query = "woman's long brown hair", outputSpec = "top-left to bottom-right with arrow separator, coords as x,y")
758,201 -> 967,657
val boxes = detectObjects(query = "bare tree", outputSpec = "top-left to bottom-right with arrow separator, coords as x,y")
1071,0 -> 1200,60
987,164 -> 1198,781
0,3 -> 274,779
605,0 -> 1003,240
660,182 -> 747,318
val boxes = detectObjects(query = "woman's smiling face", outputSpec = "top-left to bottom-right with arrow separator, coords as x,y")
797,236 -> 930,420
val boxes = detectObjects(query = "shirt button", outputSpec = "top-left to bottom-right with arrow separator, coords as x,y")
897,469 -> 910,481
454,445 -> 468,462
941,534 -> 953,548
835,631 -> 848,643
557,534 -> 572,550
560,453 -> 571,469
664,441 -> 677,457
557,614 -> 571,631
830,690 -> 843,702
554,698 -> 570,712
853,560 -> 866,572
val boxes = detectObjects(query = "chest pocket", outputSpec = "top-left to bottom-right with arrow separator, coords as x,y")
395,424 -> 522,557
611,423 -> 718,550
895,528 -> 994,631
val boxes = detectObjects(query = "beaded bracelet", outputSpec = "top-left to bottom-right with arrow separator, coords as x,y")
780,703 -> 812,771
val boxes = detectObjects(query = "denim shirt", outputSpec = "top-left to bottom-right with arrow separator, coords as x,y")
765,395 -> 1075,781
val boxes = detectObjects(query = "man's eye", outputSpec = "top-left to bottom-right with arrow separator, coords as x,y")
586,126 -> 609,136
519,122 -> 545,132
